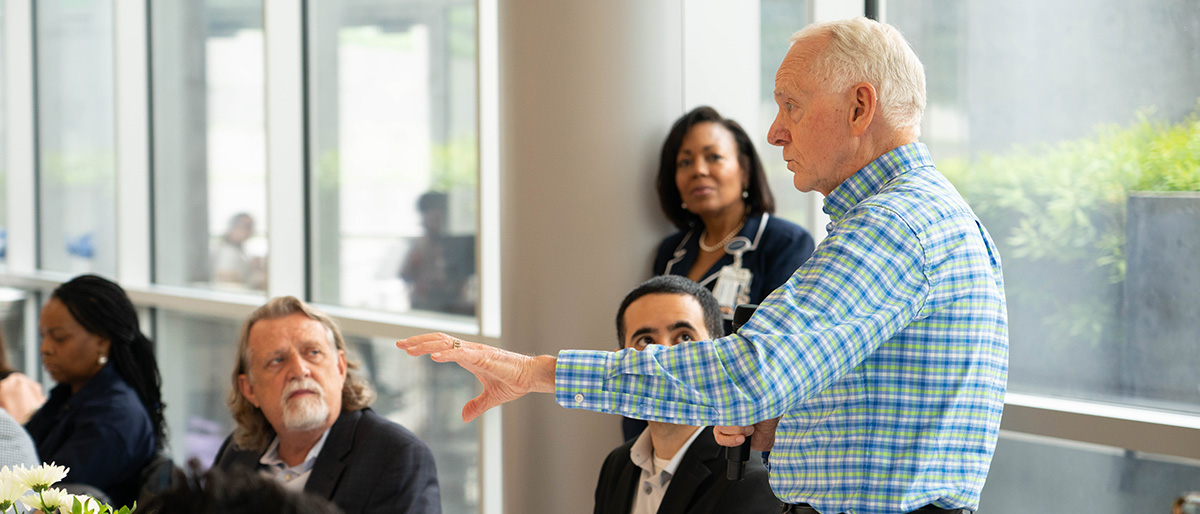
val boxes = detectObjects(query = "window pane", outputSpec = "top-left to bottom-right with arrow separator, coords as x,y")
36,0 -> 116,275
980,434 -> 1200,512
309,0 -> 479,318
0,288 -> 28,374
757,1 -> 820,236
156,310 -> 241,467
343,335 -> 479,513
0,2 -> 6,266
886,1 -> 1200,413
152,1 -> 268,293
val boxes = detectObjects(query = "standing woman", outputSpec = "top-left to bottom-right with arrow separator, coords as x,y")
626,106 -> 815,440
654,106 -> 815,322
25,274 -> 166,507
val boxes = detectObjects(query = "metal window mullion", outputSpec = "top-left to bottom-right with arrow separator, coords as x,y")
263,0 -> 307,300
478,0 -> 500,341
113,0 -> 152,287
5,0 -> 37,275
1002,392 -> 1200,461
475,1 -> 502,511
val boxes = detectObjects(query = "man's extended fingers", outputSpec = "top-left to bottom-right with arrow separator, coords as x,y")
397,333 -> 467,356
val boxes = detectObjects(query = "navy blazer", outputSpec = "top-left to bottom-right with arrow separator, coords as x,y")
25,364 -> 156,508
214,407 -> 442,514
653,213 -> 815,310
594,427 -> 779,514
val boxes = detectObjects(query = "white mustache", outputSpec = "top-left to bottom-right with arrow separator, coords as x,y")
282,378 -> 324,402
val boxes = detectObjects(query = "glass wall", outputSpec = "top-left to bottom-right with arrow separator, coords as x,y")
982,434 -> 1200,511
757,1 -> 820,237
36,0 -> 116,275
0,2 -> 6,267
151,1 -> 268,293
308,0 -> 479,318
0,288 -> 28,374
343,335 -> 479,513
156,310 -> 243,467
881,1 -> 1200,509
886,0 -> 1200,414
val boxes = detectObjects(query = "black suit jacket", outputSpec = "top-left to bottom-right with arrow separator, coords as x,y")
594,427 -> 778,514
214,408 -> 441,514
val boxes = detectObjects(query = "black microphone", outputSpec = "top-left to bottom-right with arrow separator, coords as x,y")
726,303 -> 758,481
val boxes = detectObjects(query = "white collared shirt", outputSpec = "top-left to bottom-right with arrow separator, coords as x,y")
628,426 -> 706,514
258,428 -> 332,491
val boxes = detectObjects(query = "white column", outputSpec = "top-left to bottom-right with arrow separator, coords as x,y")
113,0 -> 151,287
499,1 -> 683,512
811,0 -> 866,22
4,0 -> 35,274
263,0 -> 306,299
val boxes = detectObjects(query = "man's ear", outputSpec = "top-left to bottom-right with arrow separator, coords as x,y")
848,81 -> 878,136
337,349 -> 347,378
237,374 -> 259,408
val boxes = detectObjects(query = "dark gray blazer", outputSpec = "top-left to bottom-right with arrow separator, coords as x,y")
214,408 -> 441,514
594,426 -> 779,514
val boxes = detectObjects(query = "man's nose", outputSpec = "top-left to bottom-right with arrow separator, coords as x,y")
768,120 -> 789,147
284,355 -> 312,379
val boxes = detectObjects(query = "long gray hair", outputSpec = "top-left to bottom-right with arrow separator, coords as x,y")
228,296 -> 375,450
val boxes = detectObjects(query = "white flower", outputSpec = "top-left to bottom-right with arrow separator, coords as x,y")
20,487 -> 70,512
17,462 -> 69,492
0,476 -> 26,505
69,494 -> 103,514
0,466 -> 29,510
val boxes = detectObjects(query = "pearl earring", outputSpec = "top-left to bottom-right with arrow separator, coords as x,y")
742,190 -> 749,199
98,355 -> 108,366
681,202 -> 688,210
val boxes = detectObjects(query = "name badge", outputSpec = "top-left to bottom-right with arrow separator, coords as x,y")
713,260 -> 752,318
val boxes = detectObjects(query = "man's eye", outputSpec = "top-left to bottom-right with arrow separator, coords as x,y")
636,337 -> 657,349
677,333 -> 695,343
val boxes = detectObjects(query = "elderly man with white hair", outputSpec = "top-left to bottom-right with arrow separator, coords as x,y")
400,17 -> 1006,514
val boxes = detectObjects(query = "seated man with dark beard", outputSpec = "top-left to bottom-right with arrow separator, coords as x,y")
214,296 -> 441,513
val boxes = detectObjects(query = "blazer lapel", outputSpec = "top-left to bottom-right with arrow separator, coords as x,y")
606,457 -> 640,514
656,428 -> 720,514
303,409 -> 361,500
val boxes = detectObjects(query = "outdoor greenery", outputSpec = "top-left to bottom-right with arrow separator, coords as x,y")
939,105 -> 1200,347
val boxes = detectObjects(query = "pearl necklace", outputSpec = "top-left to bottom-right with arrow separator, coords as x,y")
698,217 -> 746,252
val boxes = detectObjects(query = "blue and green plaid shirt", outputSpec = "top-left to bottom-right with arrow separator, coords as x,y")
557,143 -> 1007,514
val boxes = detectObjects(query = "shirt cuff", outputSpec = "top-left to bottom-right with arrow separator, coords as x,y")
554,349 -> 616,411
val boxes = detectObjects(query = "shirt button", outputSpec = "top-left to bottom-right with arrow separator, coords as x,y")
643,483 -> 652,494
574,393 -> 584,403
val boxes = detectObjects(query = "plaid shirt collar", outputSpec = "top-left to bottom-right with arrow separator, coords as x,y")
823,142 -> 936,223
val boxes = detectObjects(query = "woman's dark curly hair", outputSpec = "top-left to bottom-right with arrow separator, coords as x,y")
52,274 -> 166,449
656,106 -> 776,230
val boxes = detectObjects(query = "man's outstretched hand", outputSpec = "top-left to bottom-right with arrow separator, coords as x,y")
714,416 -> 781,452
397,333 -> 557,423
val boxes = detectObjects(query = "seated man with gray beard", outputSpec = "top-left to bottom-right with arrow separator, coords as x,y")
215,296 -> 441,513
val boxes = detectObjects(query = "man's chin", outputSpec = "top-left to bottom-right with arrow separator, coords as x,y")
281,398 -> 331,432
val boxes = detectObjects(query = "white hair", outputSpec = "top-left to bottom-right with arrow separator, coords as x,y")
789,17 -> 926,136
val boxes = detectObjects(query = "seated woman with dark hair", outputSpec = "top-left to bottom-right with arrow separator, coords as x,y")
23,274 -> 167,508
